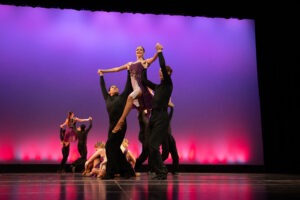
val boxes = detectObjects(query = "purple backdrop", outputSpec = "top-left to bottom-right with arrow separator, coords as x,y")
0,4 -> 263,165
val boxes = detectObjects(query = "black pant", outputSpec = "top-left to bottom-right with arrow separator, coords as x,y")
72,143 -> 87,171
148,110 -> 169,176
105,127 -> 135,177
161,134 -> 179,173
135,144 -> 149,171
135,110 -> 156,172
59,144 -> 70,171
77,143 -> 87,160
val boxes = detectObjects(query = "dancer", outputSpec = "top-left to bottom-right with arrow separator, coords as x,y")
135,101 -> 176,174
60,111 -> 91,143
141,43 -> 173,180
98,45 -> 159,133
83,141 -> 107,178
161,100 -> 179,175
58,128 -> 70,173
121,138 -> 136,168
70,118 -> 93,173
97,68 -> 136,179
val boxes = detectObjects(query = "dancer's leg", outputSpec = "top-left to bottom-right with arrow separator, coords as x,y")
112,89 -> 142,133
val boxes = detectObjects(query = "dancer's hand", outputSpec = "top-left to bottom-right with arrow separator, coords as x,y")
97,69 -> 103,76
155,43 -> 163,52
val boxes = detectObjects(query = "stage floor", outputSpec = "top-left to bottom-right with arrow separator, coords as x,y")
0,172 -> 300,200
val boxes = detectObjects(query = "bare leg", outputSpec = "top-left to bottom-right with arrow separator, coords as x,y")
112,93 -> 141,133
112,96 -> 134,133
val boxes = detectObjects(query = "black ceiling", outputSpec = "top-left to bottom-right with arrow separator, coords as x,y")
0,1 -> 268,19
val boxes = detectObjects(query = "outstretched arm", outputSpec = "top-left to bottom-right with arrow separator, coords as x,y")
75,117 -> 90,123
100,63 -> 130,73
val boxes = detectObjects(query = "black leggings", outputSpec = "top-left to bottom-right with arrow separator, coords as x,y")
105,129 -> 134,176
60,144 -> 70,170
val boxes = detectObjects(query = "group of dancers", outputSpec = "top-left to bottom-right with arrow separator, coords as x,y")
58,43 -> 179,180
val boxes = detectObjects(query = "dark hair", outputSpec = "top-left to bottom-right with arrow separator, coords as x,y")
136,45 -> 145,52
136,46 -> 145,60
166,66 -> 173,75
68,111 -> 74,119
67,111 -> 75,127
80,124 -> 86,130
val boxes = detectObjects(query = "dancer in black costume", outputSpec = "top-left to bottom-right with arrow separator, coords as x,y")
97,68 -> 136,179
58,128 -> 69,173
70,118 -> 93,173
142,43 -> 173,180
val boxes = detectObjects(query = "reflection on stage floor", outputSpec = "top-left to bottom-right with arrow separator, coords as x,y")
0,172 -> 300,200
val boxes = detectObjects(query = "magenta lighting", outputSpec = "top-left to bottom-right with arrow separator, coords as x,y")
0,4 -> 263,165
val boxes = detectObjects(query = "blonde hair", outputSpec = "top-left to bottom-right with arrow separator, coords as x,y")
94,141 -> 105,149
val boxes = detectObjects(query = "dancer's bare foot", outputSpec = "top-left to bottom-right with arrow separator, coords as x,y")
84,172 -> 93,177
112,120 -> 125,133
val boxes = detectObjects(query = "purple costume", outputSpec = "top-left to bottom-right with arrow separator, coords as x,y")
129,61 -> 153,110
63,118 -> 77,142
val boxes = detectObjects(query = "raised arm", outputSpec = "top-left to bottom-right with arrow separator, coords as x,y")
156,44 -> 171,83
141,43 -> 164,89
86,119 -> 93,133
145,51 -> 159,66
98,70 -> 109,100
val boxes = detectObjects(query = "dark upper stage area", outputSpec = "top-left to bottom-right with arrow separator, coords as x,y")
0,1 -> 273,19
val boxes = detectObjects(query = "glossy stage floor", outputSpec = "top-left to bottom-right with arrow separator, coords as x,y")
1,172 -> 300,200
